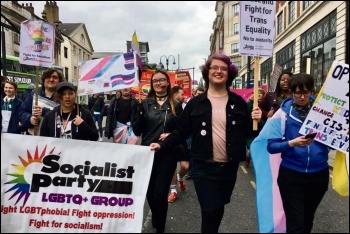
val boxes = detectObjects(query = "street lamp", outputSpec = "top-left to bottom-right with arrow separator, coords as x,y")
159,55 -> 176,71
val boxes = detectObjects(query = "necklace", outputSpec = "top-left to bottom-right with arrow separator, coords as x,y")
156,94 -> 168,101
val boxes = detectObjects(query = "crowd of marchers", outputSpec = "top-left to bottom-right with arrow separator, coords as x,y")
1,52 -> 331,233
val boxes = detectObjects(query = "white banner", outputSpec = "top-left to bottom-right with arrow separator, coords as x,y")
299,61 -> 349,153
239,1 -> 276,57
19,20 -> 55,67
1,133 -> 154,233
78,51 -> 139,96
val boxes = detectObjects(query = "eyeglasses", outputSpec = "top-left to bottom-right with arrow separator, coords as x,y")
293,91 -> 311,98
209,66 -> 228,72
46,75 -> 59,80
152,78 -> 167,84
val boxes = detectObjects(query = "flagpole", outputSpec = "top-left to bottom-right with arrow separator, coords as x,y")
33,65 -> 39,135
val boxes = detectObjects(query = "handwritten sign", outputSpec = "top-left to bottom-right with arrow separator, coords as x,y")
239,1 -> 276,57
19,20 -> 55,67
269,63 -> 283,92
299,61 -> 349,153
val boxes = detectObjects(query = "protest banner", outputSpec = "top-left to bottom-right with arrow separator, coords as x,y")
19,20 -> 55,67
239,1 -> 276,57
299,60 -> 349,153
130,70 -> 191,100
1,134 -> 154,233
78,51 -> 139,95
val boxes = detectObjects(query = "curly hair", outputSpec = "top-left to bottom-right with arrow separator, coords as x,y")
200,52 -> 238,90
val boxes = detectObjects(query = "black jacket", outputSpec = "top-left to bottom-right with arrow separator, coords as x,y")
104,96 -> 139,138
40,105 -> 99,141
159,91 -> 259,162
132,97 -> 183,148
1,96 -> 26,134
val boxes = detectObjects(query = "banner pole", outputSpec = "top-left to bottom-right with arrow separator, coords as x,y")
253,56 -> 260,131
33,66 -> 39,136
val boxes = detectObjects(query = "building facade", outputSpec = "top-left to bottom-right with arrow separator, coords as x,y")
209,1 -> 349,91
1,1 -> 94,86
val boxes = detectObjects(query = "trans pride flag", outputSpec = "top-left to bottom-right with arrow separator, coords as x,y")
78,51 -> 139,95
250,109 -> 286,233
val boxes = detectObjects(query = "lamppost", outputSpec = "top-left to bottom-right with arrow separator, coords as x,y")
159,55 -> 176,71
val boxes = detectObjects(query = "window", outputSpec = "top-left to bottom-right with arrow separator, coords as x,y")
303,1 -> 312,10
65,67 -> 69,80
277,13 -> 283,35
233,4 -> 239,15
234,23 -> 239,35
13,32 -> 20,44
80,34 -> 85,43
14,51 -> 19,57
235,61 -> 241,70
73,45 -> 76,55
260,58 -> 272,85
74,66 -> 77,78
219,31 -> 223,48
231,43 -> 239,53
64,47 -> 68,58
289,1 -> 295,24
78,49 -> 82,60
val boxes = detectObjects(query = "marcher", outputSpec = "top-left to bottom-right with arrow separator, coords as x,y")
19,68 -> 64,134
40,81 -> 99,141
245,88 -> 265,167
104,87 -> 139,143
252,73 -> 331,233
184,86 -> 206,179
168,85 -> 189,203
132,70 -> 184,233
88,93 -> 105,141
150,52 -> 262,233
1,80 -> 25,134
259,71 -> 293,122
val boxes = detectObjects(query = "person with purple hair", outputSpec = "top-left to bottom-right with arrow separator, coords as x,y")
150,52 -> 262,233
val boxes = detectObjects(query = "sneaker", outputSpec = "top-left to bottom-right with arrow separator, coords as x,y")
99,137 -> 103,142
168,192 -> 177,203
178,180 -> 186,191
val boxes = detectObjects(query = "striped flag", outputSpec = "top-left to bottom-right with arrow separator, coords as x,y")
250,109 -> 286,233
131,31 -> 143,76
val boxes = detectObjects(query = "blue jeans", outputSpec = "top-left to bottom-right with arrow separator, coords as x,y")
93,113 -> 103,137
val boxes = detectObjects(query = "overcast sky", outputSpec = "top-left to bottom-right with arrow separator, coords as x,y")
19,1 -> 217,81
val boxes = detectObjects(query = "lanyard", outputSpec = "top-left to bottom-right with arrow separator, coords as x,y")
60,108 -> 72,134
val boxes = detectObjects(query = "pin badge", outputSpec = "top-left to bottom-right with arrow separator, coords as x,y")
201,130 -> 206,136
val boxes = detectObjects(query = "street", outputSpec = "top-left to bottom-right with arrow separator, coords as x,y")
141,162 -> 349,233
99,123 -> 349,233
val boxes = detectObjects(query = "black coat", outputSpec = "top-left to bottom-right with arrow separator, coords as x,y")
159,91 -> 259,162
104,96 -> 139,138
40,105 -> 99,141
132,97 -> 183,147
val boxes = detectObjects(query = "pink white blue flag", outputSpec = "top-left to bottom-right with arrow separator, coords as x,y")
78,51 -> 139,95
250,109 -> 286,233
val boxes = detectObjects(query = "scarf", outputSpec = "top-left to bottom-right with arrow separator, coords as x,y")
292,99 -> 314,122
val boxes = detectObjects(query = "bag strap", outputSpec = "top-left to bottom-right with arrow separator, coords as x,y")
90,97 -> 99,112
